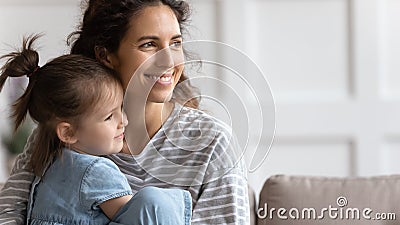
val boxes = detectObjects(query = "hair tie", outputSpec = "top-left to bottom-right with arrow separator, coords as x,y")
27,66 -> 40,78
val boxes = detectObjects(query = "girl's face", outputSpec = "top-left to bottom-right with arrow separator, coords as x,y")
70,88 -> 127,156
107,4 -> 184,103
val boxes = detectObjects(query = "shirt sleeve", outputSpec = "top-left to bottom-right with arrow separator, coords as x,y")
0,128 -> 36,225
191,168 -> 250,225
79,157 -> 132,210
191,125 -> 250,225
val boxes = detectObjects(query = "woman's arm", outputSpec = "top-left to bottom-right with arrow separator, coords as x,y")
0,129 -> 36,225
191,167 -> 250,225
191,127 -> 250,225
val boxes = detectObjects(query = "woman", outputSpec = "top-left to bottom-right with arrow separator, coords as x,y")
0,0 -> 249,224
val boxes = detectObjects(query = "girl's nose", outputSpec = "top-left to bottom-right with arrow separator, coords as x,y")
122,110 -> 129,127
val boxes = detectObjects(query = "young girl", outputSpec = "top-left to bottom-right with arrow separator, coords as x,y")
0,36 -> 192,225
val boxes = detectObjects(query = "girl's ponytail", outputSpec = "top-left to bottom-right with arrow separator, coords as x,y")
0,34 -> 41,131
1,35 -> 123,176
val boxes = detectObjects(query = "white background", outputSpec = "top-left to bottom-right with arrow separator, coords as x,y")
0,0 -> 399,198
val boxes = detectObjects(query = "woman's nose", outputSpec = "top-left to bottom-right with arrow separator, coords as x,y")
155,47 -> 174,69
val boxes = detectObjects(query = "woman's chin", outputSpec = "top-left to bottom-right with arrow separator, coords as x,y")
146,92 -> 173,104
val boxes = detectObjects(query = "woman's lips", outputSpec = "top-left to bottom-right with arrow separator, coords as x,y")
145,73 -> 173,85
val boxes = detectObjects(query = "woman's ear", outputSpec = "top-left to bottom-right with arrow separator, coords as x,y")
56,122 -> 78,144
94,46 -> 116,69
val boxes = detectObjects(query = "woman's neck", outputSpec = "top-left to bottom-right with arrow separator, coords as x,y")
121,101 -> 174,155
145,102 -> 174,138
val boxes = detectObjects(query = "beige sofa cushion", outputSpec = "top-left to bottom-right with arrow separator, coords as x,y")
258,175 -> 400,225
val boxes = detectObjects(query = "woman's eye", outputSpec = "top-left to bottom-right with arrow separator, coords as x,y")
140,42 -> 156,48
171,40 -> 182,48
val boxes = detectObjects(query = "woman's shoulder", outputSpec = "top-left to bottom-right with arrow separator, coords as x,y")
171,104 -> 232,135
156,103 -> 236,157
173,105 -> 244,173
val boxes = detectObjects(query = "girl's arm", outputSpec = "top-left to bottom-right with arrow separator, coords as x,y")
100,195 -> 132,220
0,129 -> 36,225
79,157 -> 132,222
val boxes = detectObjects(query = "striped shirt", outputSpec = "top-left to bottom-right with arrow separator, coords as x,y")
0,103 -> 250,225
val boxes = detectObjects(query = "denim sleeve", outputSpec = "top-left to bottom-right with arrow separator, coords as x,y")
109,187 -> 192,225
79,157 -> 132,210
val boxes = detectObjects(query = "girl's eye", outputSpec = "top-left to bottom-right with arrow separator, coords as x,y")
105,114 -> 113,121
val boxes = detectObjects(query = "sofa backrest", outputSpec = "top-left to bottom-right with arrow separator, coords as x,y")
257,175 -> 400,225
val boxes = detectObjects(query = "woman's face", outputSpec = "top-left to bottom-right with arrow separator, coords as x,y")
107,4 -> 184,103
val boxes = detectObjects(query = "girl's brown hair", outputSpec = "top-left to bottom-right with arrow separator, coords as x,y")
0,35 -> 123,176
68,0 -> 200,108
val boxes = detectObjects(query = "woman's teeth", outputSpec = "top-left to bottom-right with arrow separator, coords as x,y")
160,76 -> 172,82
146,75 -> 172,82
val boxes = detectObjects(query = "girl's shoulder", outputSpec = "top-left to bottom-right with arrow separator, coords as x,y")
51,149 -> 117,177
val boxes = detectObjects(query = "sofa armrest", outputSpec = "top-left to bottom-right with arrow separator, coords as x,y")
257,175 -> 400,225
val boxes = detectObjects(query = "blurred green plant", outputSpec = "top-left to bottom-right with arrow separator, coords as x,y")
2,119 -> 33,155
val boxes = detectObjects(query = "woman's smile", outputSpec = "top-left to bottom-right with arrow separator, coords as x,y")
144,72 -> 174,85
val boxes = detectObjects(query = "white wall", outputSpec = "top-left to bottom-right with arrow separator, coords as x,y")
188,0 -> 400,196
0,0 -> 80,182
1,0 -> 399,198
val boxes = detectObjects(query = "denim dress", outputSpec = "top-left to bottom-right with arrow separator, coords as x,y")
27,149 -> 132,225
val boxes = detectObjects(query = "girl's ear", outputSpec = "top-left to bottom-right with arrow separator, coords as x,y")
56,122 -> 78,144
94,46 -> 116,69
